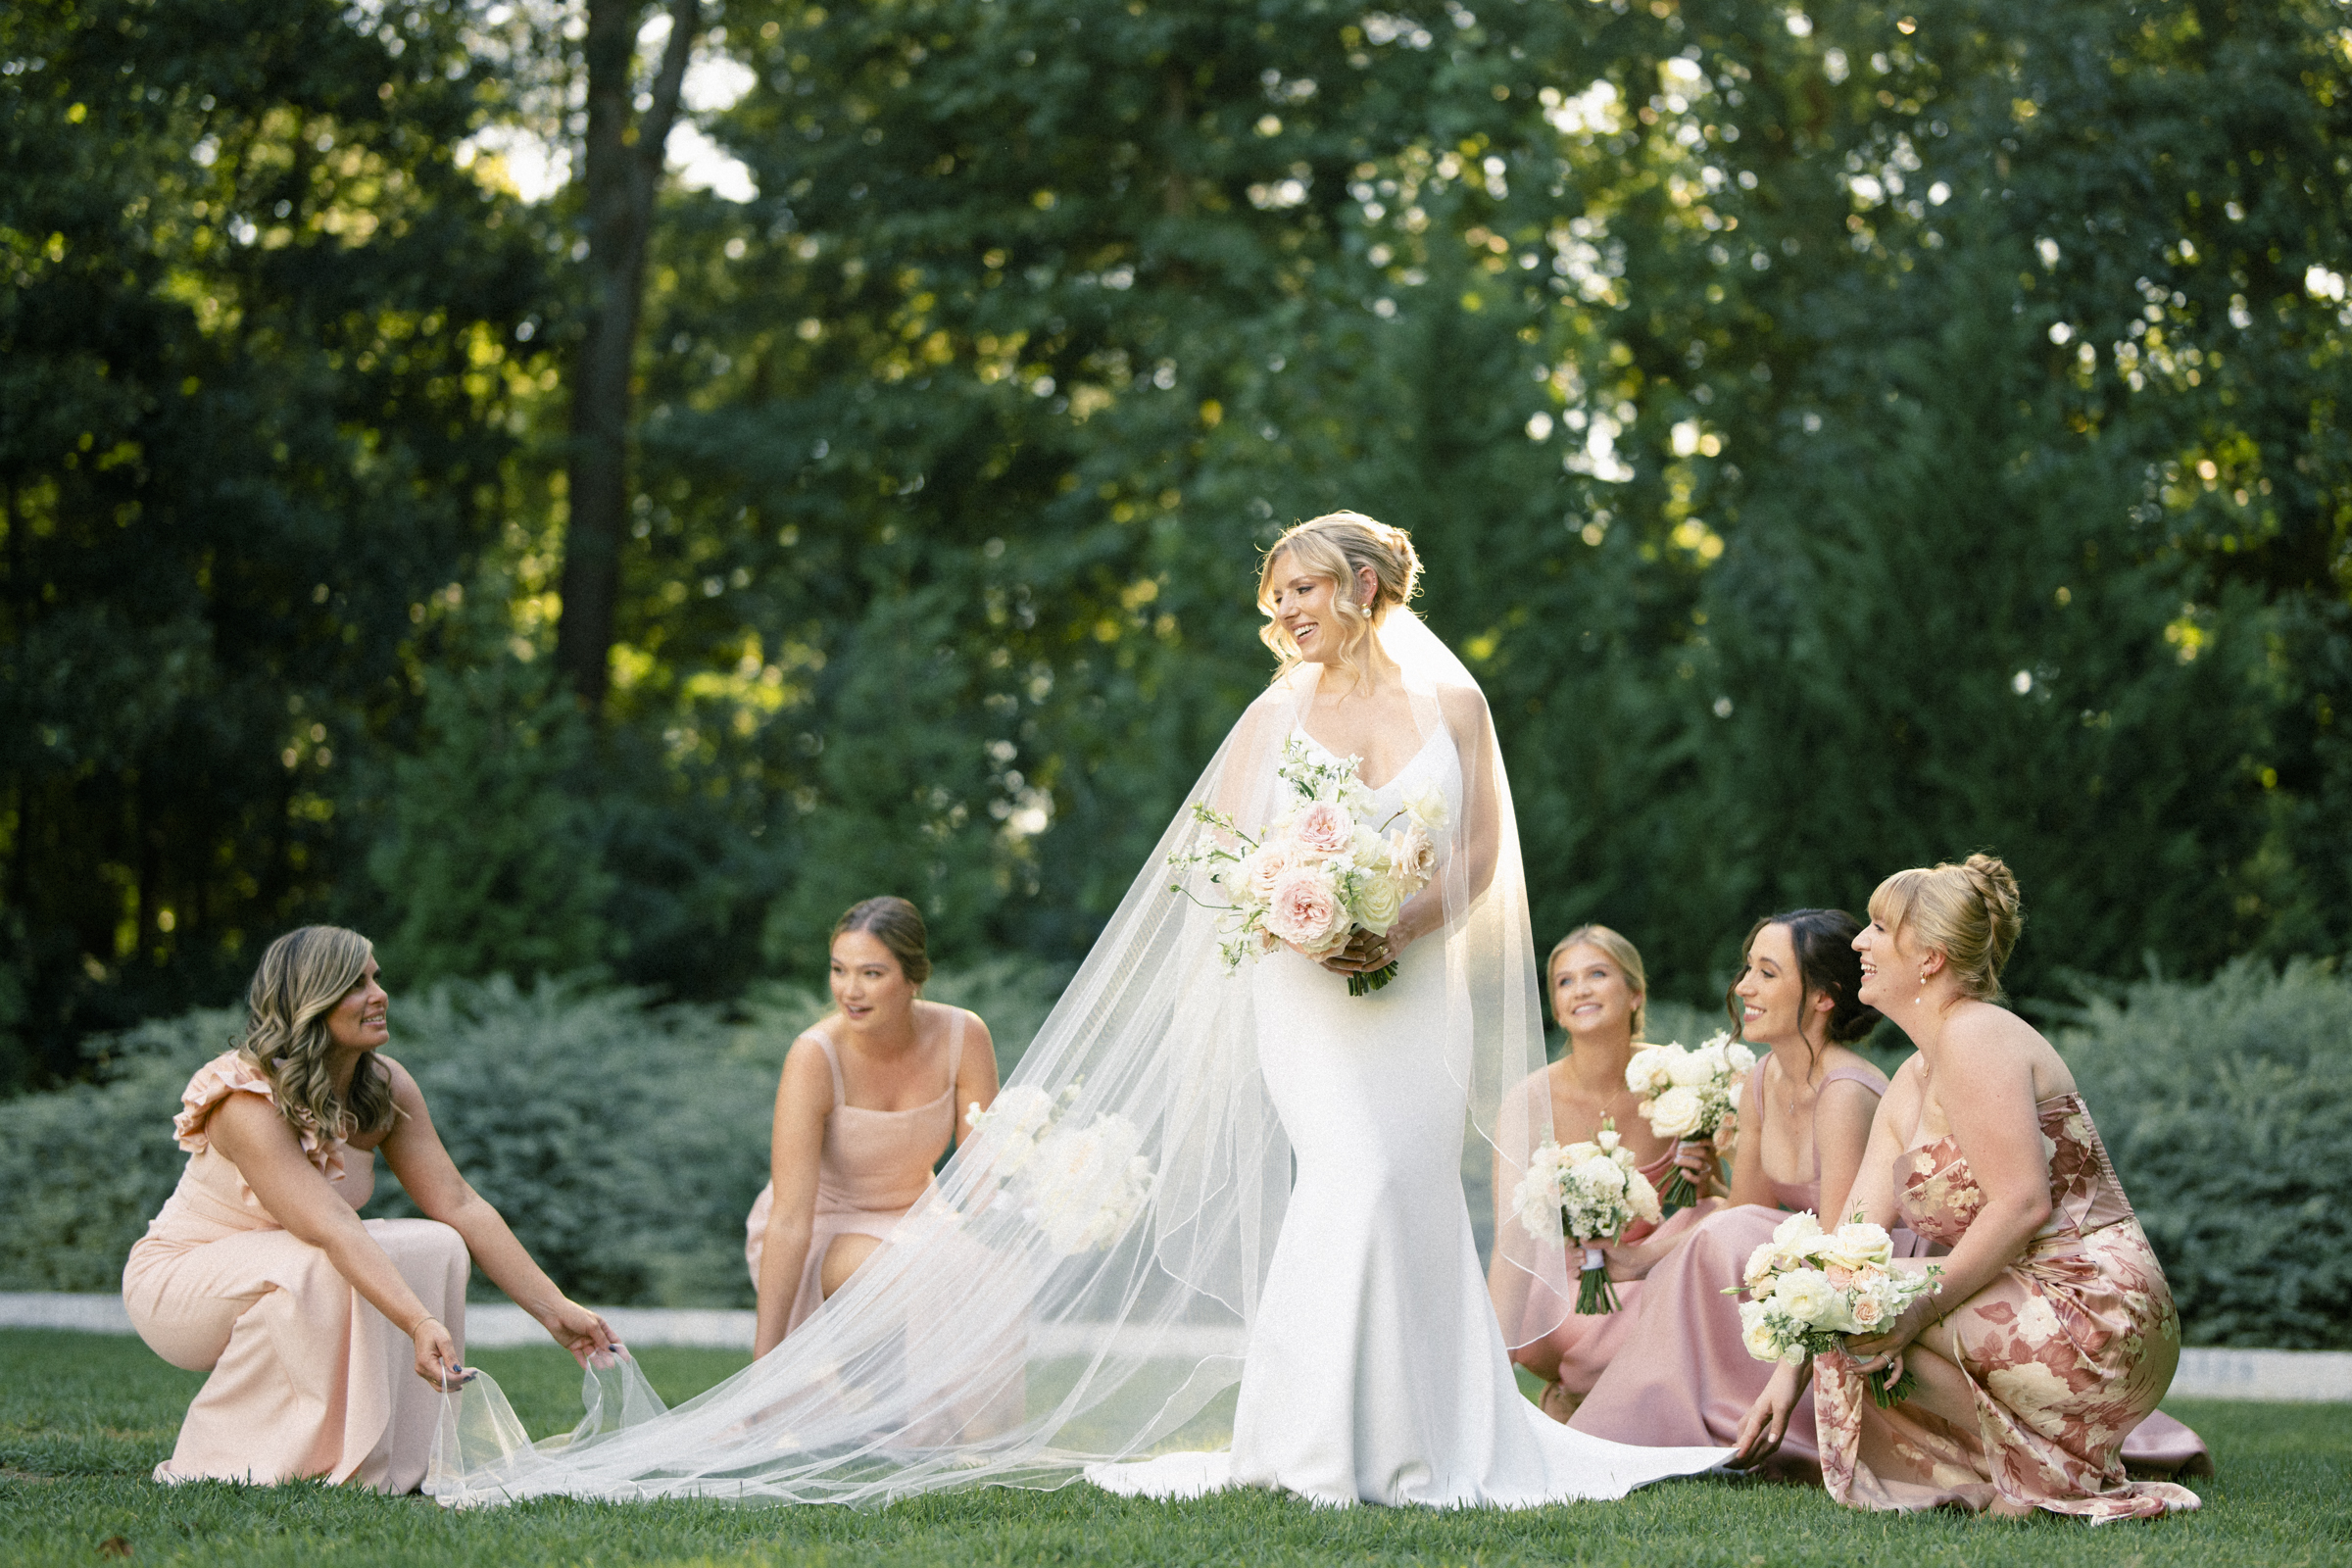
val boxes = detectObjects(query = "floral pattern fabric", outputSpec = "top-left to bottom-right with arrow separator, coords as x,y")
1816,1094 -> 2199,1523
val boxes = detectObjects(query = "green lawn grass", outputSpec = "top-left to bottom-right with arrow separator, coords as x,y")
1,1329 -> 2345,1567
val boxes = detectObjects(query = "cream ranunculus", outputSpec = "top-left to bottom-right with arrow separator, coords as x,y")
1352,870 -> 1404,935
1770,1267 -> 1838,1326
1645,1085 -> 1708,1139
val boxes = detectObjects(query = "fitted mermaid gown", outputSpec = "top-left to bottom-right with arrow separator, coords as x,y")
1088,729 -> 1725,1506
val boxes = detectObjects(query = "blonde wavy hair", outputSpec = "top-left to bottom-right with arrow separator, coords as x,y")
1868,853 -> 2025,1004
1256,512 -> 1422,693
1546,923 -> 1648,1042
238,925 -> 399,1146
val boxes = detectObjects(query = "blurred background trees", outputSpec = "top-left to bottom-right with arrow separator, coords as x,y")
6,0 -> 2352,1092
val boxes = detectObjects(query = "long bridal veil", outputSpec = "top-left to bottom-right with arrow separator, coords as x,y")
426,610 -> 1574,1506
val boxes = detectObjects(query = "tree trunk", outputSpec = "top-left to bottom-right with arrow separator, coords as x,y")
554,0 -> 699,713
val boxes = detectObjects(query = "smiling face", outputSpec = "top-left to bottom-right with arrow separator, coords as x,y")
830,929 -> 918,1035
1262,551 -> 1382,665
1852,906 -> 1920,1011
325,956 -> 390,1054
1733,922 -> 1829,1050
1551,942 -> 1641,1044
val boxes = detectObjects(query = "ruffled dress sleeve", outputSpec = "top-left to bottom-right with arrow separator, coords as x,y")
172,1052 -> 345,1179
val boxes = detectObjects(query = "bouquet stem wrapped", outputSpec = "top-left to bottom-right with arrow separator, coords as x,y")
1510,1118 -> 1661,1316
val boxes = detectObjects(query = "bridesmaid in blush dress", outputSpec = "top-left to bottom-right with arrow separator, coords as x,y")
122,927 -> 617,1492
1570,909 -> 1894,1477
1741,857 -> 2201,1521
745,897 -> 999,1357
1497,925 -> 1720,1423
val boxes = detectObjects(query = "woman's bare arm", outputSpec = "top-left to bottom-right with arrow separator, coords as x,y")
753,1036 -> 835,1358
1838,1058 -> 1918,1231
949,1012 -> 1001,1151
1722,1062 -> 1775,1210
209,1091 -> 466,1387
374,1057 -> 617,1365
1812,1077 -> 1887,1227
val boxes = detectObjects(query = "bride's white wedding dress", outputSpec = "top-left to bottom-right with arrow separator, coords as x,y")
1087,730 -> 1724,1505
422,612 -> 1725,1510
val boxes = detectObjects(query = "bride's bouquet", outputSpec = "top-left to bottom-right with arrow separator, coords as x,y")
964,1087 -> 1155,1256
1168,736 -> 1447,996
1624,1031 -> 1755,1214
1725,1211 -> 1943,1406
1510,1119 -> 1662,1314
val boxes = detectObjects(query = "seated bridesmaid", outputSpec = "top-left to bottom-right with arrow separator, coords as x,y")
1738,856 -> 2202,1521
1570,909 -> 1898,1475
122,926 -> 616,1493
1494,924 -> 1719,1423
747,896 -> 999,1358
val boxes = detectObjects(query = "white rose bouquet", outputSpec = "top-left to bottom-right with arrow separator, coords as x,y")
1723,1210 -> 1943,1406
965,1089 -> 1154,1256
1624,1030 -> 1755,1214
1168,737 -> 1447,996
1510,1118 -> 1663,1314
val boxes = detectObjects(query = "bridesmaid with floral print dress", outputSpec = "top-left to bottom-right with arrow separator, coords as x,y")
1734,856 -> 2199,1522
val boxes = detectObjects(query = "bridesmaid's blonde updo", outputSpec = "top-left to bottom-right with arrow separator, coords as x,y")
239,925 -> 399,1146
1868,854 -> 2025,1003
1256,511 -> 1422,692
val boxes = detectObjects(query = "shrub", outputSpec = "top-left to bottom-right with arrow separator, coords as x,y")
2054,957 -> 2352,1348
0,961 -> 1072,1306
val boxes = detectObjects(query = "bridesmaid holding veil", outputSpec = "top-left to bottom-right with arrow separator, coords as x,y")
744,896 -> 999,1357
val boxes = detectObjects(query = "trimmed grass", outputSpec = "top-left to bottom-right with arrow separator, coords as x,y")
0,1330 -> 2346,1566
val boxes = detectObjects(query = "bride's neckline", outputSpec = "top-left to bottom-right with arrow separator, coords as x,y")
1293,723 -> 1444,793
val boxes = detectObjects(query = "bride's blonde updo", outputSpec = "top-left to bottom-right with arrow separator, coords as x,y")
1868,853 -> 2025,1003
1256,511 -> 1422,691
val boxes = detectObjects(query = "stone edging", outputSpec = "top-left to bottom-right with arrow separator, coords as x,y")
4,1292 -> 2346,1401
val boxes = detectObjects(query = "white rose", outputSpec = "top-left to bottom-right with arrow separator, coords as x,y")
1770,1268 -> 1838,1326
1573,1153 -> 1629,1197
1743,1241 -> 1781,1292
1847,1292 -> 1887,1330
1623,1164 -> 1662,1224
1739,1302 -> 1784,1363
1645,1085 -> 1707,1139
1772,1210 -> 1824,1247
1352,871 -> 1404,935
1832,1221 -> 1896,1268
1726,1041 -> 1757,1074
1238,844 -> 1291,906
1401,781 -> 1449,836
1625,1047 -> 1675,1097
1666,1049 -> 1716,1088
1388,823 -> 1438,890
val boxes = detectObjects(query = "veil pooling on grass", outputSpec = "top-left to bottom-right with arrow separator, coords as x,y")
424,611 -> 1573,1506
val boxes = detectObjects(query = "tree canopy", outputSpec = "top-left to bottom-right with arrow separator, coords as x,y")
6,0 -> 2351,1089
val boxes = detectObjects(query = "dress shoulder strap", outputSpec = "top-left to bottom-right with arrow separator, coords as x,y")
1809,1066 -> 1888,1178
944,1007 -> 968,1097
808,1028 -> 846,1110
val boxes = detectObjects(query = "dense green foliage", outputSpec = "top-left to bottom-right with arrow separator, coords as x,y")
3,1331 -> 2344,1565
1,960 -> 2340,1348
0,962 -> 1066,1303
8,0 -> 2352,1096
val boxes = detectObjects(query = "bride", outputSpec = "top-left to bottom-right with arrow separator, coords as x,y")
427,514 -> 1724,1507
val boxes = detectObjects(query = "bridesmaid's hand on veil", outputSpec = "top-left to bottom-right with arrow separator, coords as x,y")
539,1297 -> 623,1368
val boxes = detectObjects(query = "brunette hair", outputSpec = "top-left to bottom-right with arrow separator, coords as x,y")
238,925 -> 399,1146
1868,854 -> 2024,1003
1724,909 -> 1881,1066
833,896 -> 932,986
1256,512 -> 1422,693
1546,923 -> 1647,1041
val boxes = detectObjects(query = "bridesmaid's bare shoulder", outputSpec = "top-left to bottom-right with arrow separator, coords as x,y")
1939,1003 -> 2072,1097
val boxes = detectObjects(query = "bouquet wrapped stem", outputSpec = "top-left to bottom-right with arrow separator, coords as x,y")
1574,1243 -> 1618,1316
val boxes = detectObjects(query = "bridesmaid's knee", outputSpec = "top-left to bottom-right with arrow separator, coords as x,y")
368,1216 -> 471,1271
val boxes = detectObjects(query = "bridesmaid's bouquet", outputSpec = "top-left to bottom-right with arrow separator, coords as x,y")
965,1088 -> 1155,1255
1168,737 -> 1447,996
1725,1211 -> 1943,1406
1510,1119 -> 1662,1314
1624,1031 -> 1755,1214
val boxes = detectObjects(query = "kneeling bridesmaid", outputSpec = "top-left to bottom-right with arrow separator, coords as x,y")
122,926 -> 616,1493
1742,857 -> 2200,1522
746,897 -> 999,1358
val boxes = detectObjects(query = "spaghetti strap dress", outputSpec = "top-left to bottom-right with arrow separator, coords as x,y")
744,1009 -> 963,1338
1816,1094 -> 2202,1520
122,1053 -> 470,1492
